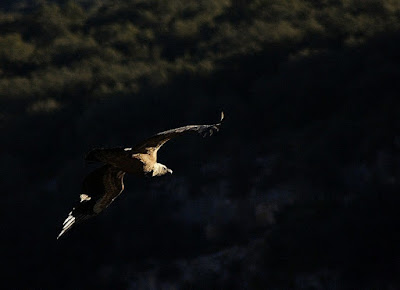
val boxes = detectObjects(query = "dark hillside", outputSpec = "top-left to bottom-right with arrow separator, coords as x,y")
1,0 -> 400,289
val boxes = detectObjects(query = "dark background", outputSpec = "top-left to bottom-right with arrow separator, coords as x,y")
1,0 -> 400,289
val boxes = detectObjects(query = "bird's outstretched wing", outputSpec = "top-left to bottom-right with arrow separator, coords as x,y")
85,112 -> 225,162
57,165 -> 125,239
132,112 -> 225,154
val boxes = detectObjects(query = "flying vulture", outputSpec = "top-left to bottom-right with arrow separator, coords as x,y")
57,112 -> 224,239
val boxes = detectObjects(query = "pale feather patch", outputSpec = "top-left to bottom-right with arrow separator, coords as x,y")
80,194 -> 91,202
124,148 -> 132,151
57,211 -> 75,239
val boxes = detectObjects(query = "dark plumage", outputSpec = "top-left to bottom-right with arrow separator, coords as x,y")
57,112 -> 224,239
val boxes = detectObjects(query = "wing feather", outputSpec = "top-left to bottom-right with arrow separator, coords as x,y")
85,147 -> 131,164
132,112 -> 225,153
84,112 -> 224,164
57,165 -> 125,239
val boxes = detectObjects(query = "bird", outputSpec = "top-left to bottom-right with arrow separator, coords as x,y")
57,112 -> 224,239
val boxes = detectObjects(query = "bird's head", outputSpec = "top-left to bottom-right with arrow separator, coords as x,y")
152,163 -> 173,177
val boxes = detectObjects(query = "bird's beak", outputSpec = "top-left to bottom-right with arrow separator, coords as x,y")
167,169 -> 173,174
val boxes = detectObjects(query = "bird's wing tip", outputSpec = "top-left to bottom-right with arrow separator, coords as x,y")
57,212 -> 76,240
220,111 -> 225,122
57,229 -> 66,240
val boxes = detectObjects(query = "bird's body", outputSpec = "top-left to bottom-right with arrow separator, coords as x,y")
57,113 -> 224,239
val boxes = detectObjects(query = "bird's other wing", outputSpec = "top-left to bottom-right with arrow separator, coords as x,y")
132,112 -> 225,154
57,165 -> 126,239
85,146 -> 133,164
